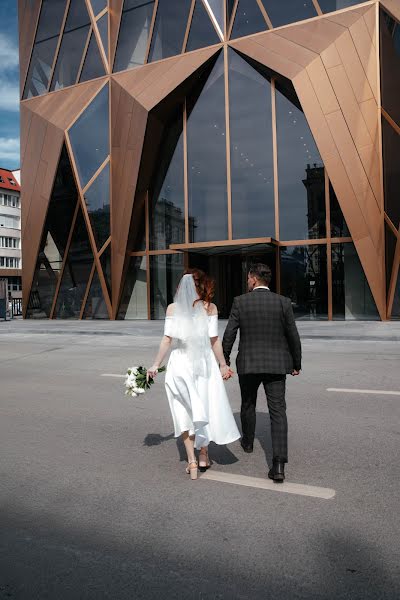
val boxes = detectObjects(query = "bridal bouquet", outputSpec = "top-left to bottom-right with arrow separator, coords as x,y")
125,365 -> 166,397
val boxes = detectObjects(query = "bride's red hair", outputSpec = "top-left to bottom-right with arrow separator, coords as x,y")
185,268 -> 215,306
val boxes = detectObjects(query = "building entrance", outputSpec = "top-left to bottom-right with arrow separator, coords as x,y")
188,244 -> 276,319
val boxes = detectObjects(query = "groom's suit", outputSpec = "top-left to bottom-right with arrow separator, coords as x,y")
222,288 -> 301,463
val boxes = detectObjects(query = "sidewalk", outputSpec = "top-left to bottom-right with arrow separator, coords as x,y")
1,318 -> 400,341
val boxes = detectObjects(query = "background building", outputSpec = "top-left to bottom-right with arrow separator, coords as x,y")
0,167 -> 22,310
18,0 -> 400,320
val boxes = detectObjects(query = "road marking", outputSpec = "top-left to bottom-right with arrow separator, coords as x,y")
200,471 -> 335,499
102,373 -> 125,378
327,388 -> 400,396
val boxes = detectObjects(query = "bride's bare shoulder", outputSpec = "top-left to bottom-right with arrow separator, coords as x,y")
207,302 -> 218,316
166,303 -> 175,316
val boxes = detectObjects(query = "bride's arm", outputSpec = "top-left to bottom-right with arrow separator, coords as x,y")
209,304 -> 231,380
147,305 -> 174,379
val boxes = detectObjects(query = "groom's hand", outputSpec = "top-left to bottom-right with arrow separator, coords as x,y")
291,369 -> 300,376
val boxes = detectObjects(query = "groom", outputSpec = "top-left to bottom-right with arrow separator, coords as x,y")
222,263 -> 302,482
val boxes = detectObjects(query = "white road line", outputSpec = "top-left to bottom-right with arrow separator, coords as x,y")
102,373 -> 125,378
327,388 -> 400,396
200,471 -> 335,499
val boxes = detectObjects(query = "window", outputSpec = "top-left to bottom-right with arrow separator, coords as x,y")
8,178 -> 16,186
0,194 -> 20,208
0,214 -> 20,229
0,257 -> 20,268
0,237 -> 20,248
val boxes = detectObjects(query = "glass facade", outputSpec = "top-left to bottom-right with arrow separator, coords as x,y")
280,245 -> 328,320
21,0 -> 394,322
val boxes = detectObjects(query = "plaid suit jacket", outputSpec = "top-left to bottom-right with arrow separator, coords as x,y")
222,289 -> 302,375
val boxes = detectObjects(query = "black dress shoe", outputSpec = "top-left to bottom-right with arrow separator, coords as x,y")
268,461 -> 285,483
240,440 -> 253,453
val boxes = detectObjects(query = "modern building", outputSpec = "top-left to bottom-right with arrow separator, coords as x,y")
18,0 -> 400,320
0,167 -> 22,301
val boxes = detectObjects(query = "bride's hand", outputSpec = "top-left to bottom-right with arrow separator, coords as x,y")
220,365 -> 231,380
147,365 -> 159,381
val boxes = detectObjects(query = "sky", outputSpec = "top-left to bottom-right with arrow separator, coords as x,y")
0,1 -> 20,170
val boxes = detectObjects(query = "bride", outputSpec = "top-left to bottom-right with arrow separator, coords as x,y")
147,269 -> 240,480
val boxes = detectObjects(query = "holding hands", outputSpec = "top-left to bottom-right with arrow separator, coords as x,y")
220,364 -> 234,380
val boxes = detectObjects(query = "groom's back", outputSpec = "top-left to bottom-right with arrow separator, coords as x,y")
227,290 -> 301,375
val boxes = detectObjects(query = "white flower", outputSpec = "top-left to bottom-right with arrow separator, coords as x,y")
135,387 -> 145,395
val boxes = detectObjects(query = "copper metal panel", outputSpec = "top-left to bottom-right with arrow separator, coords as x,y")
109,0 -> 124,69
21,79 -> 108,131
349,16 -> 378,102
359,97 -> 379,143
20,103 -> 33,166
111,80 -> 148,309
21,122 -> 64,313
274,19 -> 345,55
320,43 -> 342,70
251,32 -> 318,68
362,4 -> 377,47
306,57 -> 340,115
325,110 -> 381,244
334,30 -> 374,103
326,64 -> 374,148
229,37 -> 304,80
18,0 -> 41,93
326,4 -> 371,28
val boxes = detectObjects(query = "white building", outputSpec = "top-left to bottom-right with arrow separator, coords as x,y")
0,168 -> 22,301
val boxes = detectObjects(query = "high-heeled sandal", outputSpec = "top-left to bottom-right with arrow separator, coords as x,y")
198,449 -> 211,472
185,460 -> 198,480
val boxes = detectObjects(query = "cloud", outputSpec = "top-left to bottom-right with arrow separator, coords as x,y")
0,32 -> 20,111
0,32 -> 19,68
0,137 -> 20,164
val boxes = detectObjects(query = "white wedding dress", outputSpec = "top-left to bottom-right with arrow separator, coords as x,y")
164,312 -> 240,449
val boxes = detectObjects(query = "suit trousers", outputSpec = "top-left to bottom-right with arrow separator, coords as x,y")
238,373 -> 288,463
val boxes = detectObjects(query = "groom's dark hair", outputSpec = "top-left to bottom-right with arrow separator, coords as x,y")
248,263 -> 272,285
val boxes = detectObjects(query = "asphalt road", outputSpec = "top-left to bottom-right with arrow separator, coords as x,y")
0,320 -> 399,599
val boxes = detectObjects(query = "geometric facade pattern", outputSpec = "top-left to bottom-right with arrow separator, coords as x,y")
18,0 -> 400,320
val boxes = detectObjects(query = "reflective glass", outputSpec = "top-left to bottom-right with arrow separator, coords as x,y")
187,53 -> 228,242
330,182 -> 350,238
148,0 -> 192,62
64,0 -> 91,32
332,243 -> 379,320
79,31 -> 106,82
91,0 -> 107,16
55,209 -> 94,319
380,10 -> 400,128
227,0 -> 235,26
23,38 -> 59,98
391,266 -> 400,319
382,117 -> 400,230
83,162 -> 110,250
150,110 -> 185,249
118,256 -> 148,319
261,0 -> 317,28
35,0 -> 67,42
23,0 -> 68,98
100,245 -> 112,295
69,84 -> 109,189
150,254 -> 184,319
280,245 -> 328,320
97,12 -> 109,57
229,50 -> 274,239
50,25 -> 90,90
231,0 -> 267,39
385,223 -> 397,293
318,1 -> 368,13
83,270 -> 109,318
27,146 -> 78,318
276,83 -> 325,240
205,0 -> 225,36
186,0 -> 220,52
114,2 -> 155,72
